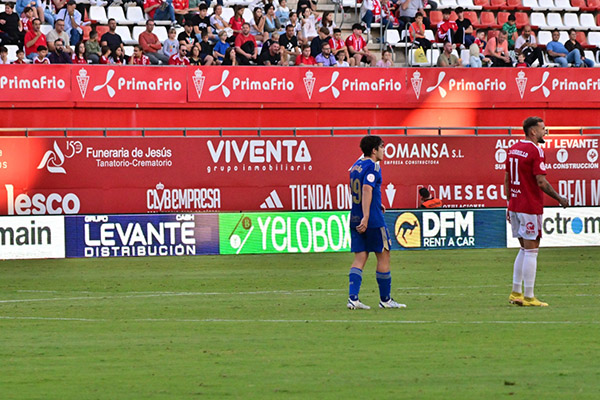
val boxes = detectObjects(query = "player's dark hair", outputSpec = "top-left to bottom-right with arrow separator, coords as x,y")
523,116 -> 543,136
360,135 -> 384,157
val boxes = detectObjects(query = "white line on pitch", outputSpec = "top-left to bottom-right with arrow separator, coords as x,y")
1,315 -> 599,325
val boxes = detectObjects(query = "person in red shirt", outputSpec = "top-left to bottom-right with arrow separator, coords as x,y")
505,117 -> 568,307
234,22 -> 257,65
138,19 -> 170,64
345,23 -> 375,66
13,48 -> 27,63
33,45 -> 50,64
436,9 -> 457,43
168,45 -> 190,65
296,45 -> 316,65
21,6 -> 35,32
329,28 -> 354,66
71,41 -> 87,64
129,44 -> 151,65
229,5 -> 245,39
24,18 -> 47,60
99,45 -> 111,64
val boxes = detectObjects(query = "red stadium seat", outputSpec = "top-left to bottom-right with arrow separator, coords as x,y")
487,29 -> 500,41
497,11 -> 510,25
576,31 -> 596,48
95,25 -> 110,38
474,0 -> 490,6
587,0 -> 600,9
464,11 -> 480,26
82,25 -> 92,41
507,0 -> 530,9
571,0 -> 596,11
515,12 -> 531,28
429,10 -> 443,27
450,11 -> 458,20
480,11 -> 500,28
489,0 -> 508,9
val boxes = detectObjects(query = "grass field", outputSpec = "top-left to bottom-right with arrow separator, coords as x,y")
1,247 -> 599,399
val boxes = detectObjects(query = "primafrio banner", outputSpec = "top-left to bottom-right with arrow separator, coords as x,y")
0,136 -> 598,214
65,213 -> 219,258
0,216 -> 65,259
5,66 -> 600,104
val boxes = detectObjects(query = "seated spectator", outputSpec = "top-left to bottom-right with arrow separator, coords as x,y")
469,43 -> 481,67
229,5 -> 245,39
546,29 -> 580,67
436,41 -> 460,67
346,23 -> 375,66
222,46 -> 237,65
210,4 -> 230,33
259,41 -> 282,65
168,44 -> 190,64
145,0 -> 176,26
85,30 -> 101,63
502,14 -> 517,50
33,44 -> 49,63
234,22 -> 257,65
296,44 -> 316,65
419,187 -> 442,208
275,0 -> 290,27
336,50 -> 349,66
316,42 -> 337,66
185,0 -> 200,23
99,45 -> 110,64
48,38 -> 72,63
72,41 -> 87,63
173,0 -> 188,25
515,52 -> 527,67
0,3 -> 24,46
289,11 -> 305,46
319,10 -> 336,36
436,9 -> 457,44
249,6 -> 265,42
163,27 -> 179,58
192,4 -> 215,42
409,13 -> 431,50
329,28 -> 354,66
213,30 -> 230,64
279,24 -> 300,65
129,44 -> 151,65
21,6 -> 35,33
264,4 -> 281,36
297,0 -> 316,16
379,0 -> 401,32
101,19 -> 124,56
54,0 -> 82,45
514,25 -> 543,67
110,46 -> 126,64
301,7 -> 318,42
198,30 -> 214,64
13,48 -> 27,63
178,20 -> 197,51
565,28 -> 594,67
0,46 -> 9,64
376,49 -> 393,67
474,29 -> 491,65
16,0 -> 54,27
24,17 -> 46,60
397,0 -> 430,28
47,19 -> 71,53
310,27 -> 331,58
139,19 -> 170,64
188,45 -> 202,65
454,7 -> 474,48
484,30 -> 511,67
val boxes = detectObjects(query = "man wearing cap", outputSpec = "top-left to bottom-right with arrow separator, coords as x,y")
346,23 -> 375,66
55,0 -> 82,45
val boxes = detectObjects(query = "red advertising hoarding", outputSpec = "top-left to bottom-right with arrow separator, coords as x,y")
3,65 -> 600,104
1,136 -> 598,215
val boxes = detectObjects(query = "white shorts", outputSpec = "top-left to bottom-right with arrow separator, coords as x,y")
509,211 -> 543,240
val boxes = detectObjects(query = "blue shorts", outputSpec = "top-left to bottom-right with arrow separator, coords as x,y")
351,226 -> 392,253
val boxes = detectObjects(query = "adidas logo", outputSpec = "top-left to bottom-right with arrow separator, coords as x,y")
260,190 -> 283,209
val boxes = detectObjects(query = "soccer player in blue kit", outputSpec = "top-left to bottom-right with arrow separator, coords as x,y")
347,135 -> 406,310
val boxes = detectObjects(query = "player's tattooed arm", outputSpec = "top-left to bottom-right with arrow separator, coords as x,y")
536,175 -> 569,208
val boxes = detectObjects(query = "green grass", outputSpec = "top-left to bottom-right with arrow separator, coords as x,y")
1,248 -> 599,399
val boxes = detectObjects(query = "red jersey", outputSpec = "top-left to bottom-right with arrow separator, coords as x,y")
72,54 -> 88,64
234,33 -> 256,48
131,54 -> 151,65
13,59 -> 27,64
168,53 -> 190,65
506,140 -> 547,215
21,17 -> 33,32
144,0 -> 161,19
173,0 -> 188,11
296,54 -> 316,65
229,17 -> 245,37
436,20 -> 458,41
34,57 -> 50,64
24,30 -> 47,55
99,55 -> 110,64
329,37 -> 345,50
345,33 -> 366,52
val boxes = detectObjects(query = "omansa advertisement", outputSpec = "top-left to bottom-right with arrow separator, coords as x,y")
0,135 -> 598,215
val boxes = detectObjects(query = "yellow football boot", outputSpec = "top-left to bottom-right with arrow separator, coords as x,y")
509,291 -> 524,305
522,297 -> 549,307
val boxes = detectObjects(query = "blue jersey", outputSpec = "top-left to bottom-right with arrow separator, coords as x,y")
349,158 -> 385,228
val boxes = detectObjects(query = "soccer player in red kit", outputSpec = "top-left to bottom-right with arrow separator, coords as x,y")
504,117 -> 568,307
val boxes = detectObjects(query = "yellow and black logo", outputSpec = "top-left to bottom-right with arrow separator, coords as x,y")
394,213 -> 421,248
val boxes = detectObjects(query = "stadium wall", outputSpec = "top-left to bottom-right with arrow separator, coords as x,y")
3,66 -> 600,130
2,207 -> 599,260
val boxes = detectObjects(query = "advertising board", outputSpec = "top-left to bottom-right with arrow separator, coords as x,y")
0,216 -> 65,259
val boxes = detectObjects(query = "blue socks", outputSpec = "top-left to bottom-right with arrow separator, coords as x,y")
348,267 -> 363,300
376,271 -> 392,302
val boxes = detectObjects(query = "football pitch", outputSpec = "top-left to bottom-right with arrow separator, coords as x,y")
1,248 -> 599,399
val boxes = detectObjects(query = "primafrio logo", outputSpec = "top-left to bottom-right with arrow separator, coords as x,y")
319,71 -> 341,98
530,70 -> 551,98
37,140 -> 83,174
81,68 -> 182,99
208,69 -> 295,98
426,71 -> 447,98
